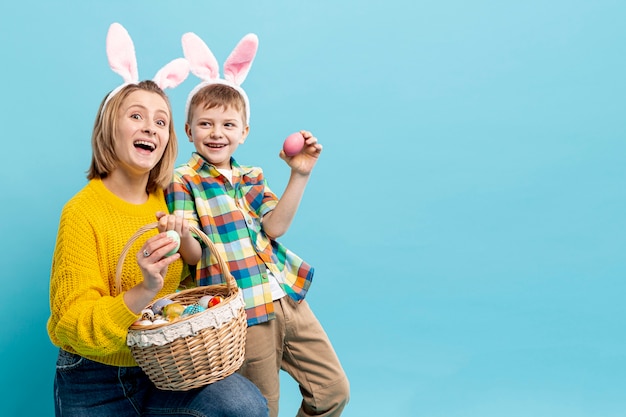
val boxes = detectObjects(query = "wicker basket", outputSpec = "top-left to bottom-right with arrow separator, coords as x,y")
115,223 -> 247,391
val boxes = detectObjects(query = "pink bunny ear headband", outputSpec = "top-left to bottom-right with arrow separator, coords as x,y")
101,23 -> 190,113
182,32 -> 258,124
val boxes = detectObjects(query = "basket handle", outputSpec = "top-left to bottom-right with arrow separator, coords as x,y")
114,222 -> 236,296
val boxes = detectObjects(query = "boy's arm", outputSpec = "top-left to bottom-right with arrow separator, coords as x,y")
165,175 -> 203,265
178,230 -> 202,265
262,130 -> 321,238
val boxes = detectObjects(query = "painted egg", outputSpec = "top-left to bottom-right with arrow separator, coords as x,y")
198,295 -> 213,309
283,132 -> 305,156
163,303 -> 185,321
133,319 -> 153,326
165,230 -> 181,257
183,304 -> 205,316
208,296 -> 223,308
140,309 -> 155,321
151,298 -> 174,315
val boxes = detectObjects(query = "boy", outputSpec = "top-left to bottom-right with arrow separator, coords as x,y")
166,33 -> 349,417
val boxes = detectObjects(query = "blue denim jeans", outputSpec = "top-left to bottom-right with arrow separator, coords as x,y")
54,349 -> 268,417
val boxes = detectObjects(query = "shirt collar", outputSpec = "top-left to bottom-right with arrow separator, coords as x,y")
190,152 -> 253,177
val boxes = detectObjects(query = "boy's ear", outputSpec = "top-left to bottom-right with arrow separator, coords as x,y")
185,123 -> 193,142
240,125 -> 250,144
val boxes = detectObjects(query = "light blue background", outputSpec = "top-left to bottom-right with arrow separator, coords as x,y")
1,1 -> 625,416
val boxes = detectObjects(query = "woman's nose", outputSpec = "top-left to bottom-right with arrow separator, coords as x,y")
143,125 -> 156,135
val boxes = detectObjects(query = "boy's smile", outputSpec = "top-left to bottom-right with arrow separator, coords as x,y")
186,105 -> 249,169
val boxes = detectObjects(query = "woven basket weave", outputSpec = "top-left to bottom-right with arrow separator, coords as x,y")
115,223 -> 247,391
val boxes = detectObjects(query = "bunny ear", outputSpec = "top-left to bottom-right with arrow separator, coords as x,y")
153,58 -> 190,90
223,33 -> 258,86
106,23 -> 139,83
182,32 -> 219,81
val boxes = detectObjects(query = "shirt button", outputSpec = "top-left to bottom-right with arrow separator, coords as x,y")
247,219 -> 252,225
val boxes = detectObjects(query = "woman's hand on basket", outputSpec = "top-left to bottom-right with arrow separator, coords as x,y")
137,231 -> 181,285
124,233 -> 181,314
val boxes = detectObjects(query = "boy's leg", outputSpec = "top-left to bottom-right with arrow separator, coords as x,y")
239,318 -> 283,417
279,298 -> 350,417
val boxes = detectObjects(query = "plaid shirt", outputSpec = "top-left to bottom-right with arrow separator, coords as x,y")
166,153 -> 314,326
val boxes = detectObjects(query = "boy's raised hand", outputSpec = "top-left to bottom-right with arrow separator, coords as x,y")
280,130 -> 322,175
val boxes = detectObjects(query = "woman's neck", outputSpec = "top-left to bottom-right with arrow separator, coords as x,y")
102,171 -> 149,204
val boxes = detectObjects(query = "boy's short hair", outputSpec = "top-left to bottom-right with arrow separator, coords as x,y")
187,83 -> 248,126
87,80 -> 178,193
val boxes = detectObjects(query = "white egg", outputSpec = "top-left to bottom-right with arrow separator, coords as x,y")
198,295 -> 213,309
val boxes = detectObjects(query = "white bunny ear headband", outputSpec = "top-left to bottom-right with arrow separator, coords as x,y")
101,23 -> 190,113
182,32 -> 258,124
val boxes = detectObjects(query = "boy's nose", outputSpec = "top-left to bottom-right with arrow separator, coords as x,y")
210,127 -> 222,138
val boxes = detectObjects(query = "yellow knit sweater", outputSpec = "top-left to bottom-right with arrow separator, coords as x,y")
47,179 -> 183,367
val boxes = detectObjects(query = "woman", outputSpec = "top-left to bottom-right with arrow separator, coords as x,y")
47,78 -> 267,416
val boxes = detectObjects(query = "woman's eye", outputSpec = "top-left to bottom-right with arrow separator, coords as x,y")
156,120 -> 167,127
130,113 -> 142,120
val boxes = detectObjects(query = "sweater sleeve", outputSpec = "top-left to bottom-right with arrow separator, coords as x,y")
48,204 -> 138,357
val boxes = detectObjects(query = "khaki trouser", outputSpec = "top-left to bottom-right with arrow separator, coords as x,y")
239,298 -> 350,417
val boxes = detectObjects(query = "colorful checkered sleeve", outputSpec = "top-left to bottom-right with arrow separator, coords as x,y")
166,172 -> 200,229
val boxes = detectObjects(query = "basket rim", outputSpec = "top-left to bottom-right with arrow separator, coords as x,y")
128,283 -> 238,331
127,289 -> 245,347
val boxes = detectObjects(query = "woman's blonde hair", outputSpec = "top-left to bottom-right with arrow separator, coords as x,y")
87,80 -> 178,193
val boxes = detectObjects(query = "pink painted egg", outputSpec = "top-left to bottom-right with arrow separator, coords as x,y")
283,132 -> 305,156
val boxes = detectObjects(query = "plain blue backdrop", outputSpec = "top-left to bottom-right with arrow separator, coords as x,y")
1,1 -> 625,416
